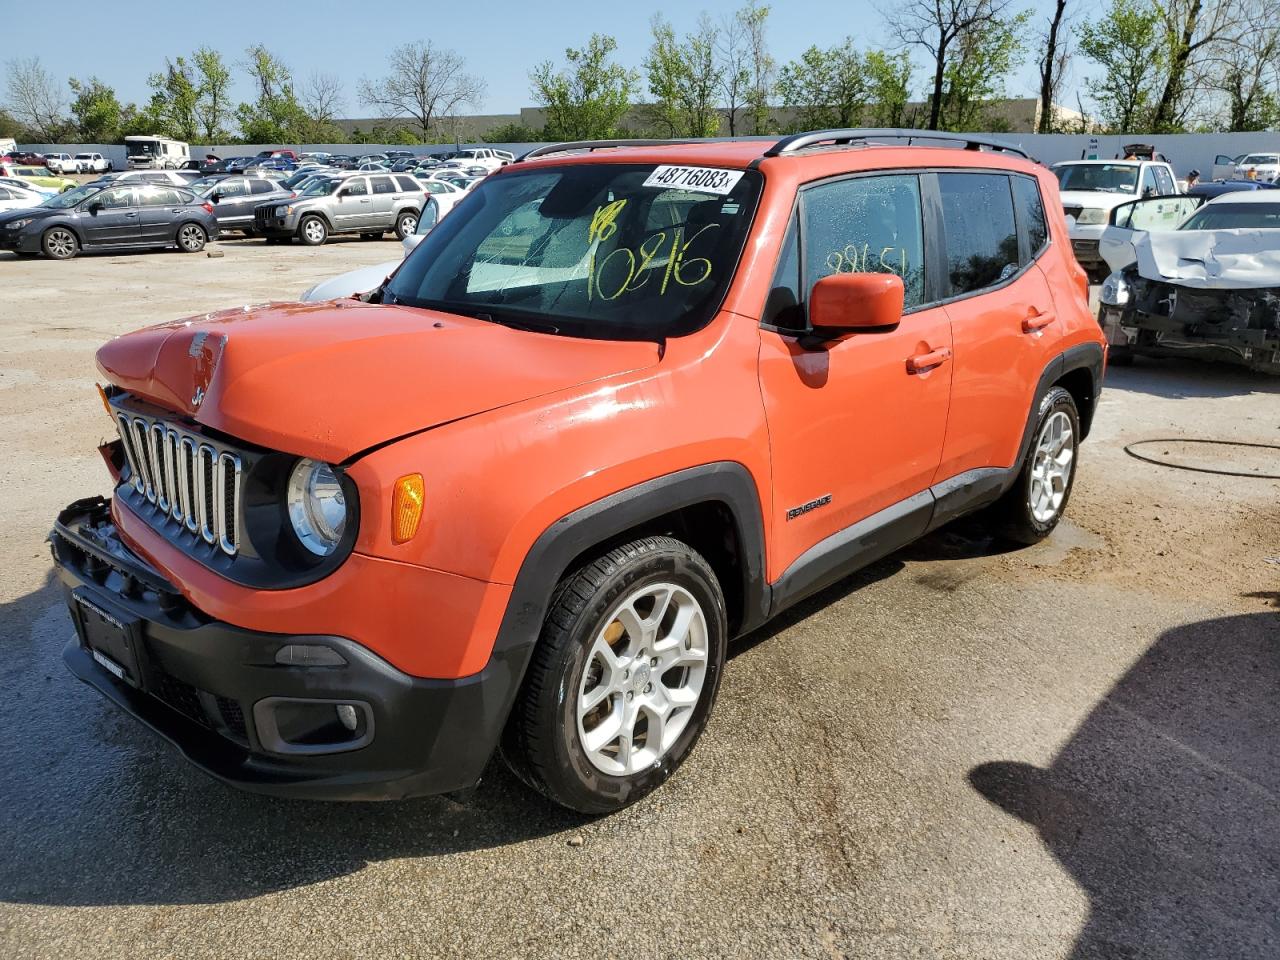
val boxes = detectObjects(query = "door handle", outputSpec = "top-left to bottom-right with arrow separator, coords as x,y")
124,212 -> 137,218
359,199 -> 371,203
906,346 -> 951,373
1023,310 -> 1056,332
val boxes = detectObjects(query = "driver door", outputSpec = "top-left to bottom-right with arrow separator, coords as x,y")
1098,195 -> 1205,273
80,186 -> 141,246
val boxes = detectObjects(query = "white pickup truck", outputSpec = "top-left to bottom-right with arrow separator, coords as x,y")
1051,158 -> 1179,281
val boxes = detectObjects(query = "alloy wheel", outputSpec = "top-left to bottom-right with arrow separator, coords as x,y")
178,225 -> 205,251
1029,410 -> 1074,523
45,229 -> 75,259
576,582 -> 709,776
303,219 -> 326,244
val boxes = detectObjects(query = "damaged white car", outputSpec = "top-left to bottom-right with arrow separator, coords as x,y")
1098,192 -> 1280,372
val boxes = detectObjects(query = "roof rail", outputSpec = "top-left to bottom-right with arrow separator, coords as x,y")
515,139 -> 703,163
761,128 -> 1031,161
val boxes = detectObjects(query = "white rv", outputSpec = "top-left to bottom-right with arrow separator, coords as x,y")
125,135 -> 190,170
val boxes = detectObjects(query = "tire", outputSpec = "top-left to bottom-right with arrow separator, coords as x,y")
988,385 -> 1081,545
394,211 -> 418,240
42,226 -> 79,260
501,536 -> 727,814
176,222 -> 207,253
298,215 -> 328,246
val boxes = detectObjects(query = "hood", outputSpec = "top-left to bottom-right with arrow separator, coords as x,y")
96,300 -> 661,462
1059,190 -> 1135,211
1135,229 -> 1280,289
0,206 -> 55,226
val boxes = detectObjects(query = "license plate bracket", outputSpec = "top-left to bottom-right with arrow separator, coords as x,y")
71,589 -> 145,689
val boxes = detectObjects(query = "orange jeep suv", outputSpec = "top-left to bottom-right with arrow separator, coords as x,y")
52,130 -> 1104,813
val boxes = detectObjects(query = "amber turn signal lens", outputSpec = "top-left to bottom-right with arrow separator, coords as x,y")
96,383 -> 112,417
391,473 -> 425,544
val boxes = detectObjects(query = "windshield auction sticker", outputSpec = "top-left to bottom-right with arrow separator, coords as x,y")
643,166 -> 744,195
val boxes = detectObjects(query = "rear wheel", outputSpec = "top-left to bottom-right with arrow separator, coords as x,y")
501,536 -> 727,814
394,211 -> 418,240
42,227 -> 78,260
176,222 -> 207,253
988,386 -> 1080,544
298,215 -> 328,246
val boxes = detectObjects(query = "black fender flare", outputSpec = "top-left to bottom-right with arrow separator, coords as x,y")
1007,342 -> 1104,491
471,462 -> 769,758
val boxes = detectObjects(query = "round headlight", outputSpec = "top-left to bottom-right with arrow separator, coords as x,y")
1100,270 -> 1131,306
287,458 -> 347,555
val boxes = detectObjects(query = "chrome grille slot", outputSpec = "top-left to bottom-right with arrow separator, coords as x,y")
109,406 -> 243,558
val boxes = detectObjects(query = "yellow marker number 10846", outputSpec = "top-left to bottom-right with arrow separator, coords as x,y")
588,224 -> 720,302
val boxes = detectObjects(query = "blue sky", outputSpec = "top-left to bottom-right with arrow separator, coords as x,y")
5,0 -> 1072,116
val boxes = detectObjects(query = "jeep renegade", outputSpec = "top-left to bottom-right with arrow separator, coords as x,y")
52,131 -> 1105,813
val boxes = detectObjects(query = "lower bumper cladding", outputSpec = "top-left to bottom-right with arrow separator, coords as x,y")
50,496 -> 511,801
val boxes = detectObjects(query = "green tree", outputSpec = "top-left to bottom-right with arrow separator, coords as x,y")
776,40 -> 867,132
482,121 -> 543,143
1079,0 -> 1167,131
530,34 -> 639,140
864,50 -> 915,126
739,1 -> 774,134
191,47 -> 233,142
146,57 -> 200,141
68,76 -> 122,142
236,44 -> 308,143
644,14 -> 724,137
938,10 -> 1031,130
888,0 -> 1022,130
1213,16 -> 1280,130
1150,0 -> 1243,132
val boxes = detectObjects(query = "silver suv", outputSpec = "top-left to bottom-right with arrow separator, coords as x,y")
255,173 -> 425,245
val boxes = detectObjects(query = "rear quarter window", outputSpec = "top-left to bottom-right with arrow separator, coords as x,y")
1012,176 -> 1048,260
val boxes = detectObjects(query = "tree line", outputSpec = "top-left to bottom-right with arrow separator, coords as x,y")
3,0 -> 1277,146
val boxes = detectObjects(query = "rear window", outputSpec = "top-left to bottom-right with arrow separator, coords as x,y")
1012,176 -> 1048,259
249,179 -> 275,194
395,175 -> 420,192
371,176 -> 396,194
1180,202 -> 1280,230
938,173 -> 1018,296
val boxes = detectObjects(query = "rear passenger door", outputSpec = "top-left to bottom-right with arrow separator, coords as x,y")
134,185 -> 190,242
211,177 -> 251,226
757,173 -> 954,573
936,171 -> 1059,481
368,175 -> 398,227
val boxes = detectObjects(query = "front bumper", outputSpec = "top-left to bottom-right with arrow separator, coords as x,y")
254,206 -> 301,236
0,228 -> 41,254
51,496 -> 520,800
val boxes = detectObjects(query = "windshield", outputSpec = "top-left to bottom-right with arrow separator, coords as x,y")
299,177 -> 341,197
1055,164 -> 1139,193
1241,155 -> 1279,165
385,163 -> 761,341
129,141 -> 160,156
42,184 -> 104,209
1180,203 -> 1280,230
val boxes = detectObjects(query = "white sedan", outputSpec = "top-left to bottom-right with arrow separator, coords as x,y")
0,182 -> 48,212
301,193 -> 464,301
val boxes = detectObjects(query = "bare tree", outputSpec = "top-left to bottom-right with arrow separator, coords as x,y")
359,41 -> 485,140
1151,0 -> 1244,131
716,10 -> 750,135
302,71 -> 345,125
741,1 -> 775,134
888,0 -> 1018,130
1037,0 -> 1073,132
4,56 -> 66,141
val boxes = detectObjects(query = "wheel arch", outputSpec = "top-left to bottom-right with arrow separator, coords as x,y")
41,220 -> 82,247
1008,342 -> 1103,492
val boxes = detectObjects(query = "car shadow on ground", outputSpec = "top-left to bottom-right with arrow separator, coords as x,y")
0,571 -> 585,908
1104,357 -> 1280,400
970,609 -> 1280,959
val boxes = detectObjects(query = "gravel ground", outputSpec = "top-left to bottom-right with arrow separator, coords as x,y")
1,239 -> 1277,960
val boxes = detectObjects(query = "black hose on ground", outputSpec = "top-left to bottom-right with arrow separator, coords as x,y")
1123,438 -> 1280,479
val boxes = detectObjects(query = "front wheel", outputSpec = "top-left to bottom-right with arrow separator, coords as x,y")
988,385 -> 1080,544
394,211 -> 418,240
176,222 -> 207,253
501,536 -> 727,814
298,215 -> 328,246
42,227 -> 79,260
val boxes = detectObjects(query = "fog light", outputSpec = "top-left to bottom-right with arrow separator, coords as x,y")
336,703 -> 359,731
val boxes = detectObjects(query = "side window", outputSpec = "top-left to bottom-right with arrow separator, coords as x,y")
1012,176 -> 1048,261
137,186 -> 182,206
1154,166 -> 1175,194
371,176 -> 396,194
426,181 -> 449,194
218,179 -> 248,198
764,212 -> 803,329
98,187 -> 135,208
1141,166 -> 1159,196
342,178 -> 368,196
802,174 -> 926,308
394,175 -> 420,192
938,173 -> 1018,295
249,179 -> 275,194
0,188 -> 10,200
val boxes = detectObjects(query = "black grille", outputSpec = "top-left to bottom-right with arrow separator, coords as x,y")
217,697 -> 248,742
153,672 -> 209,728
254,206 -> 274,230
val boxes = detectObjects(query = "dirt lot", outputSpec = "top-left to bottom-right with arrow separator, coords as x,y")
1,240 -> 1277,959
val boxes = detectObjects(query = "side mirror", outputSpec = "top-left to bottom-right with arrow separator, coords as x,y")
210,192 -> 222,203
807,273 -> 904,342
87,202 -> 103,215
